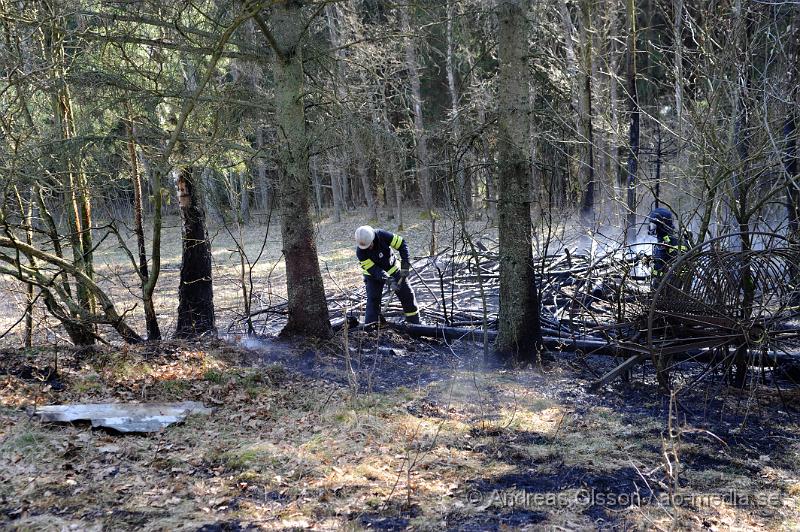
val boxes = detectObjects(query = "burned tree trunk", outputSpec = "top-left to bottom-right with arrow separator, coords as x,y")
495,0 -> 543,363
175,168 -> 216,338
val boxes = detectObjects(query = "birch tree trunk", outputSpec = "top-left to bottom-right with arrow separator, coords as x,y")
495,0 -> 542,362
270,0 -> 332,338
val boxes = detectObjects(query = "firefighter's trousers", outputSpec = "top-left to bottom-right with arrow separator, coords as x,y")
364,275 -> 420,326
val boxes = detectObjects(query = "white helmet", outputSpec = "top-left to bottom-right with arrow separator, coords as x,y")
355,225 -> 375,249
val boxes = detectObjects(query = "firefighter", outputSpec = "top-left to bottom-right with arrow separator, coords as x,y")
355,225 -> 421,327
647,207 -> 687,287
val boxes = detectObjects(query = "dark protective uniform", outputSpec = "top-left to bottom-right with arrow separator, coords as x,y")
648,208 -> 688,287
357,229 -> 420,325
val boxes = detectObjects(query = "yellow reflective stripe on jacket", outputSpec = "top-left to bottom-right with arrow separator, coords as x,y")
404,310 -> 419,317
360,258 -> 375,276
386,263 -> 399,275
390,234 -> 403,249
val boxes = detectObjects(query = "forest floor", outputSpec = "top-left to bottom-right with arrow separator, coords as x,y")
1,332 -> 799,530
1,210 -> 799,530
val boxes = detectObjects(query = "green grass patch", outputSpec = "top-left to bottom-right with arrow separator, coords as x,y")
0,426 -> 51,457
203,369 -> 225,383
222,444 -> 282,471
156,379 -> 190,397
72,374 -> 103,394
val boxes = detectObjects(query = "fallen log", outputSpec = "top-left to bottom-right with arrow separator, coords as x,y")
383,323 -> 800,371
385,323 -> 627,357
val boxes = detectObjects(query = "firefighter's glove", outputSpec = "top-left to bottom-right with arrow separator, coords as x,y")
388,277 -> 400,292
400,261 -> 411,280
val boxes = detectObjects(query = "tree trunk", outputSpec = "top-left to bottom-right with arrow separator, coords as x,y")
577,0 -> 595,221
239,170 -> 251,224
732,0 -> 752,242
175,168 -> 216,338
495,0 -> 542,362
14,186 -> 35,348
45,8 -> 95,344
126,113 -> 161,341
558,0 -> 596,221
270,0 -> 332,338
324,2 -> 349,224
625,0 -> 640,241
330,163 -> 343,223
786,8 -> 800,243
609,6 -> 622,189
354,133 -> 379,222
477,96 -> 497,221
378,85 -> 404,229
392,168 -> 404,230
310,156 -> 323,214
141,162 -> 163,340
674,0 -> 684,139
256,125 -> 272,211
400,3 -> 433,216
446,0 -> 471,210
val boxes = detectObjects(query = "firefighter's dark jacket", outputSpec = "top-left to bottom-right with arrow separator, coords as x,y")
356,229 -> 409,279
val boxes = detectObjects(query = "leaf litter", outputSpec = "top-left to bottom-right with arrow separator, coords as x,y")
0,336 -> 799,530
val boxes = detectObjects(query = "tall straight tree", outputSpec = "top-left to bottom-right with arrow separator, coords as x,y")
400,3 -> 434,217
786,7 -> 800,242
558,0 -> 595,221
446,0 -> 471,210
255,1 -> 332,338
495,0 -> 543,362
624,0 -> 640,240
